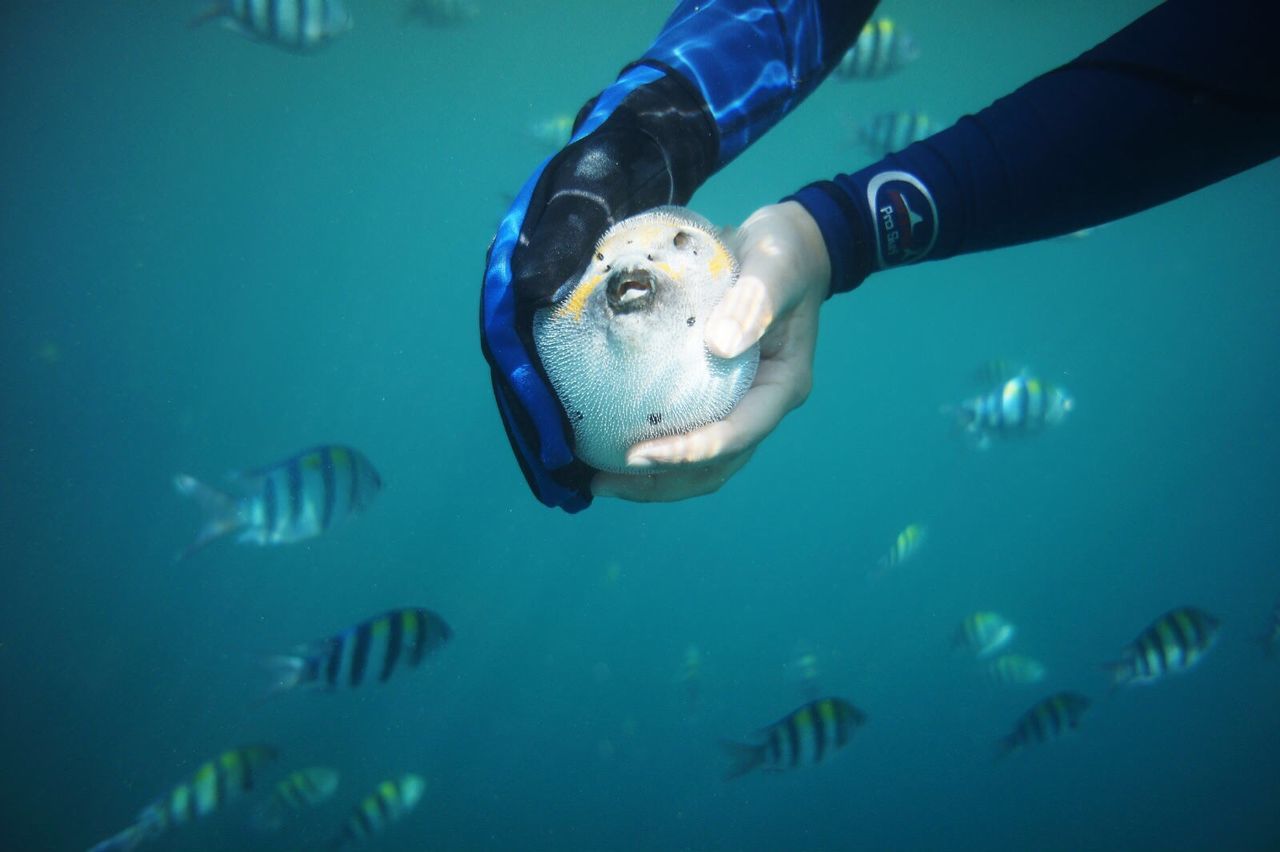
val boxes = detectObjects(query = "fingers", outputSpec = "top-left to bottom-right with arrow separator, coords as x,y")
705,272 -> 772,359
591,449 -> 756,503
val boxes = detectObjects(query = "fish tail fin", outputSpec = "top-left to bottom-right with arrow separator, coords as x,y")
1101,660 -> 1129,694
188,3 -> 225,29
86,824 -> 148,852
994,735 -> 1017,762
719,740 -> 764,781
173,473 -> 244,561
256,654 -> 310,703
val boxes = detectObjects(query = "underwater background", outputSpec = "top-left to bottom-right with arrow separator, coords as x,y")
3,0 -> 1279,849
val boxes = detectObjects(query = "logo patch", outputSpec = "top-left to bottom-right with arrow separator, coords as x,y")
866,171 -> 937,269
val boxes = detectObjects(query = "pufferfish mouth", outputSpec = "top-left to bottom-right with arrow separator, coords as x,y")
606,267 -> 656,314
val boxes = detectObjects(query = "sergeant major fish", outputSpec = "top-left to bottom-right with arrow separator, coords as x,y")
833,18 -> 920,80
252,766 -> 340,831
997,692 -> 1091,759
852,110 -> 939,156
190,0 -> 353,52
330,774 -> 425,849
721,697 -> 867,780
265,608 -> 452,695
1104,606 -> 1221,688
871,523 -> 926,577
951,369 -> 1073,449
985,653 -> 1047,685
87,745 -> 278,852
174,445 -> 381,560
533,207 -> 759,472
953,611 -> 1016,659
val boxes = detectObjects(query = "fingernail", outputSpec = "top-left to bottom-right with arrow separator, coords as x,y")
706,317 -> 740,358
625,452 -> 656,469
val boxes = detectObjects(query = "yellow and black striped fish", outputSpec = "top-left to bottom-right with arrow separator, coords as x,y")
984,653 -> 1047,685
721,697 -> 867,780
852,110 -> 939,156
253,766 -> 340,831
266,608 -> 452,695
87,745 -> 278,852
330,774 -> 425,849
1105,606 -> 1221,688
997,692 -> 1091,758
833,18 -> 920,80
953,370 -> 1073,449
952,611 -> 1015,658
190,0 -> 353,53
873,523 -> 926,576
174,444 -> 382,560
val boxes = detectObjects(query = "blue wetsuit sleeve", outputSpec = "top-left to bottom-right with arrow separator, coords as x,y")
789,0 -> 1280,294
635,0 -> 877,166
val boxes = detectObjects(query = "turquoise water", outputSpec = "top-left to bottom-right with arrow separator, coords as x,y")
4,1 -> 1279,849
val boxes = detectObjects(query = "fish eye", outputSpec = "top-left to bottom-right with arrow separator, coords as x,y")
673,230 -> 691,249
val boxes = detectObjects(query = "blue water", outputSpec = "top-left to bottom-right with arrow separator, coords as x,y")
3,1 -> 1279,850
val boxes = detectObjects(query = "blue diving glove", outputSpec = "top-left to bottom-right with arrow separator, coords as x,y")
480,66 -> 719,512
480,0 -> 872,512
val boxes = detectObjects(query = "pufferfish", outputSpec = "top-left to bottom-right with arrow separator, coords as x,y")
533,207 -> 760,472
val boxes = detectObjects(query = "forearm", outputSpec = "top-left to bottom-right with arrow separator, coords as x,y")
792,0 -> 1280,294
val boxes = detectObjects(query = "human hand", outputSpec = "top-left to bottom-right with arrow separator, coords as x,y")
591,200 -> 832,502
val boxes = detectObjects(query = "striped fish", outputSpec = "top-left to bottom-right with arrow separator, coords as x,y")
833,18 -> 920,81
953,611 -> 1015,659
330,774 -> 425,849
253,766 -> 340,831
997,692 -> 1091,758
873,523 -> 926,576
953,370 -> 1073,449
853,110 -> 939,156
190,0 -> 353,53
721,697 -> 867,780
1105,606 -> 1221,688
266,608 -> 453,695
174,445 -> 381,560
87,745 -> 278,852
985,653 -> 1046,685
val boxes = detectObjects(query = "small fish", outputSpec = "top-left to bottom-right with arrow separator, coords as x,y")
721,697 -> 867,780
265,608 -> 452,695
951,370 -> 1073,449
997,692 -> 1091,758
786,648 -> 823,700
87,745 -> 278,852
403,0 -> 478,27
985,653 -> 1047,685
252,766 -> 340,831
526,114 -> 575,150
1104,606 -> 1221,688
852,110 -> 939,156
330,774 -> 426,848
190,0 -> 353,53
174,445 -> 382,560
873,523 -> 926,576
953,611 -> 1016,659
1257,596 -> 1280,658
833,18 -> 920,80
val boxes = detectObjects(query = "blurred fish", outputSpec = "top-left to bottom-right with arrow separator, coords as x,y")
330,774 -> 425,848
872,523 -> 926,577
265,608 -> 452,695
985,653 -> 1046,685
786,647 -> 823,700
953,611 -> 1016,659
833,18 -> 920,80
252,766 -> 340,831
950,369 -> 1073,450
190,0 -> 353,52
403,0 -> 478,26
1104,606 -> 1221,688
87,745 -> 278,852
526,114 -> 575,150
721,697 -> 866,780
997,692 -> 1091,759
1256,596 -> 1280,658
174,445 -> 382,560
852,110 -> 939,156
